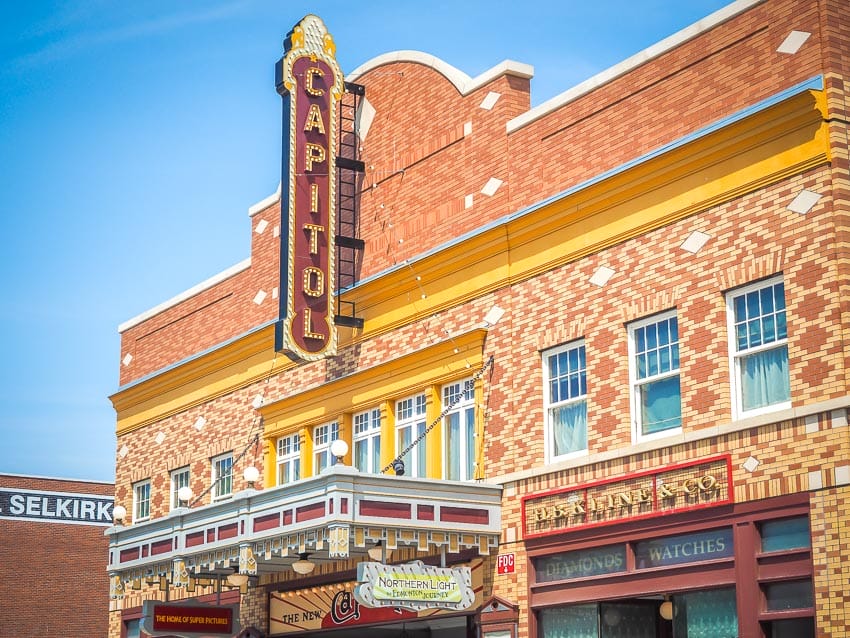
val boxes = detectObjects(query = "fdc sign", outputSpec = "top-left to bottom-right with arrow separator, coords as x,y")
497,553 -> 515,574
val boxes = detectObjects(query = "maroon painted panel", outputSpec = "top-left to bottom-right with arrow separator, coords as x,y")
417,505 -> 435,520
120,547 -> 140,563
441,506 -> 489,525
253,513 -> 281,533
218,522 -> 238,540
283,510 -> 293,525
151,539 -> 172,556
341,498 -> 349,514
359,500 -> 412,519
186,531 -> 206,548
296,501 -> 326,522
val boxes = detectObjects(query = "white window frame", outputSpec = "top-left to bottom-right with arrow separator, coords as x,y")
442,378 -> 475,481
727,276 -> 791,420
396,393 -> 427,478
543,340 -> 588,463
211,453 -> 233,501
628,310 -> 682,442
132,479 -> 151,522
353,407 -> 382,474
170,467 -> 190,510
276,433 -> 301,485
313,421 -> 340,474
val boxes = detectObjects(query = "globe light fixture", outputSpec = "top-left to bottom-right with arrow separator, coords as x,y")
177,486 -> 193,506
291,553 -> 315,575
330,439 -> 349,464
243,465 -> 261,488
112,505 -> 127,524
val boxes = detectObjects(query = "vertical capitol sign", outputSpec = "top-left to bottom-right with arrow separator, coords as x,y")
275,15 -> 342,360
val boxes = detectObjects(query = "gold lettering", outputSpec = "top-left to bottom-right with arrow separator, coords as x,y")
681,478 -> 699,496
658,482 -> 676,498
305,67 -> 325,96
303,267 -> 324,297
303,223 -> 325,254
635,488 -> 652,504
304,143 -> 326,171
303,308 -> 325,341
617,492 -> 632,507
303,103 -> 327,134
698,474 -> 718,493
569,500 -> 586,516
310,183 -> 319,213
551,504 -> 566,520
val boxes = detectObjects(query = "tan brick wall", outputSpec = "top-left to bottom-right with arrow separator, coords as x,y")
0,474 -> 113,638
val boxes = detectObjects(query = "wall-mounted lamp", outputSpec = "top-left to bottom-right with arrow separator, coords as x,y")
177,486 -> 193,507
391,459 -> 405,476
330,439 -> 349,465
251,394 -> 264,410
367,541 -> 384,562
112,505 -> 127,525
243,466 -> 261,489
659,596 -> 673,621
291,553 -> 315,575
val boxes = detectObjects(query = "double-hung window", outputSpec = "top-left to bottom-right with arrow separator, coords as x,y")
170,467 -> 190,510
629,311 -> 682,439
133,479 -> 151,522
354,408 -> 381,474
443,378 -> 475,481
396,393 -> 427,478
728,276 -> 790,417
276,433 -> 301,485
212,453 -> 233,501
544,340 -> 588,461
313,421 -> 340,474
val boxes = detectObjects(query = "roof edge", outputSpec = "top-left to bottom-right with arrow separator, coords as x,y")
347,50 -> 533,96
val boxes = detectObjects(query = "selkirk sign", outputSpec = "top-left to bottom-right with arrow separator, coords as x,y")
522,455 -> 733,537
274,14 -> 343,361
0,487 -> 113,526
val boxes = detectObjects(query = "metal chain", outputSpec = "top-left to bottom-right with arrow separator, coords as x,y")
381,354 -> 495,475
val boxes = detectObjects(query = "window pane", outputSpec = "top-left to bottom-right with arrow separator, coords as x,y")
551,401 -> 587,456
741,346 -> 790,411
762,517 -> 811,552
764,617 -> 814,638
539,604 -> 599,638
672,588 -> 738,638
765,580 -> 814,611
639,375 -> 681,434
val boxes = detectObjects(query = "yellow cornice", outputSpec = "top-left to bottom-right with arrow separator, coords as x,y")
341,89 -> 829,337
114,89 -> 828,435
112,323 -> 292,435
261,328 -> 487,438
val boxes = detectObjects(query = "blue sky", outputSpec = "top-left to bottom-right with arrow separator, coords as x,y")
0,0 -> 732,482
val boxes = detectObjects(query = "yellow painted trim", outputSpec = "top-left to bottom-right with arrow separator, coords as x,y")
113,90 -> 827,437
261,328 -> 487,438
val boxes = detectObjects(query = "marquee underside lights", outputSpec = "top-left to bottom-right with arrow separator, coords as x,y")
275,14 -> 343,361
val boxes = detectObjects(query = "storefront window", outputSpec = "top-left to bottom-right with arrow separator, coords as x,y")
534,545 -> 627,582
760,516 -> 810,552
634,528 -> 733,569
539,604 -> 598,638
762,617 -> 815,638
764,580 -> 813,611
672,588 -> 737,638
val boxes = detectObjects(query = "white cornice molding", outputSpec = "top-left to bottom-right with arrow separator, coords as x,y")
347,50 -> 533,96
507,0 -> 765,133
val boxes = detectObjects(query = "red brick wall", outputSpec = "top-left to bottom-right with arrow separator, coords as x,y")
0,474 -> 113,638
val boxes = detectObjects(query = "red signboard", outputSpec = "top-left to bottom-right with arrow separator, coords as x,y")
497,553 -> 515,574
141,601 -> 239,638
275,15 -> 343,361
522,455 -> 733,538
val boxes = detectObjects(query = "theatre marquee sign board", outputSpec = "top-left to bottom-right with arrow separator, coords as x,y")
354,561 -> 475,612
522,455 -> 733,538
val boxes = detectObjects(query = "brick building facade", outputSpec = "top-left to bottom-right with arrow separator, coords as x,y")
0,473 -> 113,637
107,0 -> 850,636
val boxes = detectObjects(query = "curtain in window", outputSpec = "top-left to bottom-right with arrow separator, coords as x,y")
741,345 -> 789,411
539,604 -> 598,638
552,401 -> 587,456
672,588 -> 738,638
639,375 -> 681,434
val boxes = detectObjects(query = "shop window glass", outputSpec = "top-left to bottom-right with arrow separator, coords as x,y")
534,545 -> 627,583
599,602 -> 656,638
727,277 -> 790,417
539,604 -> 598,638
760,516 -> 810,552
125,619 -> 141,638
628,312 -> 681,439
443,378 -> 475,481
762,617 -> 815,638
672,588 -> 738,638
354,408 -> 381,474
764,580 -> 813,611
544,341 -> 588,460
